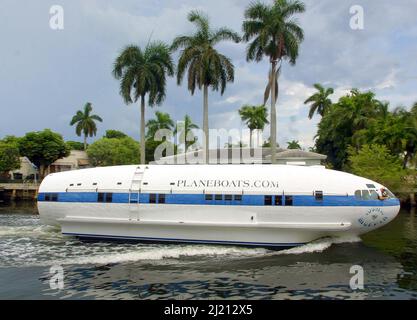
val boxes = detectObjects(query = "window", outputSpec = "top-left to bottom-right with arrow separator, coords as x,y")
285,196 -> 293,206
362,190 -> 371,200
385,189 -> 395,199
69,184 -> 74,187
315,191 -> 323,201
149,194 -> 156,204
98,193 -> 105,202
92,183 -> 97,186
105,193 -> 113,203
234,195 -> 242,202
77,183 -> 82,186
51,194 -> 58,202
215,194 -> 223,201
45,194 -> 50,201
117,182 -> 122,185
158,194 -> 165,204
370,190 -> 379,200
354,190 -> 362,200
264,195 -> 272,206
366,184 -> 376,189
275,195 -> 282,205
205,194 -> 213,201
225,195 -> 232,201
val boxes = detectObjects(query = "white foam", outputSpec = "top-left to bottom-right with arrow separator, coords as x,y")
271,235 -> 362,256
0,225 -> 60,238
49,245 -> 268,266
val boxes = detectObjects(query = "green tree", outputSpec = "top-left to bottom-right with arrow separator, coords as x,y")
146,111 -> 175,140
0,140 -> 20,177
262,138 -> 280,148
243,0 -> 305,163
171,10 -> 240,163
66,141 -> 84,151
113,41 -> 174,164
104,130 -> 128,139
18,130 -> 70,179
145,139 -> 178,164
70,102 -> 103,150
287,140 -> 301,149
304,83 -> 334,119
174,115 -> 199,152
87,137 -> 140,167
315,89 -> 382,169
347,144 -> 411,194
238,105 -> 269,148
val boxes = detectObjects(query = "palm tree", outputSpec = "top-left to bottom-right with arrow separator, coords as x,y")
174,115 -> 199,152
243,0 -> 305,163
287,140 -> 301,149
70,102 -> 103,150
238,105 -> 269,148
112,41 -> 174,164
304,83 -> 334,119
171,10 -> 241,163
146,111 -> 175,140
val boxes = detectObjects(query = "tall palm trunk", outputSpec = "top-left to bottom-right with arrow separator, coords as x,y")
270,61 -> 277,164
84,135 -> 87,151
249,129 -> 253,149
140,95 -> 146,164
203,85 -> 209,164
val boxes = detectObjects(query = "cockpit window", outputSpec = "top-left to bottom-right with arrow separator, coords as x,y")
385,189 -> 396,199
362,190 -> 371,200
355,189 -> 396,200
370,190 -> 379,200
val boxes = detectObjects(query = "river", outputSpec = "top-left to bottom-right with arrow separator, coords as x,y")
0,202 -> 416,300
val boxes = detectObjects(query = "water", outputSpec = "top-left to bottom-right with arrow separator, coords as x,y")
0,202 -> 416,300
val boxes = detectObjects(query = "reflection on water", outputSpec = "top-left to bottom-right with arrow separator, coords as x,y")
0,203 -> 416,300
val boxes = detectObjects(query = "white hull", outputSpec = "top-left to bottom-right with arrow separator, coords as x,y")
38,202 -> 400,247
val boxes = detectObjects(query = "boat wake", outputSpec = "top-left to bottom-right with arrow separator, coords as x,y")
0,215 -> 362,267
0,224 -> 60,238
271,235 -> 362,256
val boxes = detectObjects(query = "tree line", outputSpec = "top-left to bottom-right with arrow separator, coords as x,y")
305,85 -> 417,196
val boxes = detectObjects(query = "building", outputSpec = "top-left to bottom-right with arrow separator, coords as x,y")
151,147 -> 327,166
10,157 -> 38,180
47,150 -> 90,174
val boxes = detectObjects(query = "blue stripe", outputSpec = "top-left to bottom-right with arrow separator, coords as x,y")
38,192 -> 400,207
62,232 -> 305,247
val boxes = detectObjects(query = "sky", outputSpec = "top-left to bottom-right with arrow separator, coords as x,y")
0,0 -> 416,149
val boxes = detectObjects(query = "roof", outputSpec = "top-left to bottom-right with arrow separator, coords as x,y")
152,147 -> 326,164
268,149 -> 327,160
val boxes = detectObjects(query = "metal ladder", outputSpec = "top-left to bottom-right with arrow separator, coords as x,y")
128,166 -> 146,220
129,166 -> 146,203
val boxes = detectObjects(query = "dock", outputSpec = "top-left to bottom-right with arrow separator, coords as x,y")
0,182 -> 39,201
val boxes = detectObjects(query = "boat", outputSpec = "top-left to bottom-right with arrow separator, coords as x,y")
37,164 -> 400,248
